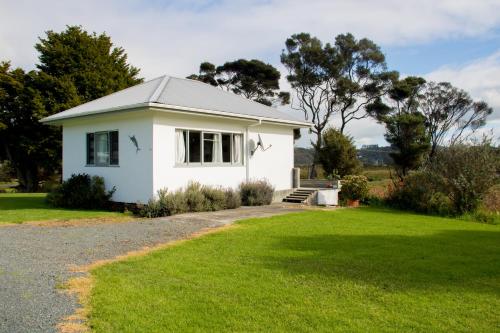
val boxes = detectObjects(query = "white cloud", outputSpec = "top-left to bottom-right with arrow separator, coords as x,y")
1,0 -> 500,79
425,51 -> 500,119
0,0 -> 499,147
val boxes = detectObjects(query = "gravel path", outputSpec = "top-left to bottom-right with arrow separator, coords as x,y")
0,204 -> 302,333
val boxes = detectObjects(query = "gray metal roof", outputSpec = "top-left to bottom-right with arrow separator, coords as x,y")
41,75 -> 310,126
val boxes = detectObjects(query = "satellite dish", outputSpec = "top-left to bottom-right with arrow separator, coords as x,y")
251,134 -> 272,156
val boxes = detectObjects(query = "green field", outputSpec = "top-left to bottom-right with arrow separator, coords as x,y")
89,208 -> 500,332
0,193 -> 128,224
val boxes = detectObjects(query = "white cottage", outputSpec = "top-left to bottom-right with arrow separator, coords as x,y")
41,75 -> 311,204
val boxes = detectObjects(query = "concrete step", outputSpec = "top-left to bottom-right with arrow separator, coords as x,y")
287,194 -> 310,199
283,198 -> 306,203
282,188 -> 318,204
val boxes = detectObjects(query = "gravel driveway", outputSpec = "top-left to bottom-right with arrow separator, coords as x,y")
0,204 -> 302,333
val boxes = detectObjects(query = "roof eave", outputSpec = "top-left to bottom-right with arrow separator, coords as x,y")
40,102 -> 313,128
148,103 -> 312,127
39,102 -> 152,125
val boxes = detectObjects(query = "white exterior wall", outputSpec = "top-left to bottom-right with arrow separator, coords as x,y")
62,111 -> 154,203
61,109 -> 295,203
247,124 -> 294,191
153,111 -> 294,195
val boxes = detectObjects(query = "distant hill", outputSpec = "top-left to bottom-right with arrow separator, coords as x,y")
357,145 -> 394,166
294,147 -> 315,165
294,145 -> 394,166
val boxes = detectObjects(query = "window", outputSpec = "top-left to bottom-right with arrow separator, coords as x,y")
86,131 -> 119,166
203,133 -> 221,163
221,134 -> 231,163
176,129 -> 243,166
188,131 -> 201,163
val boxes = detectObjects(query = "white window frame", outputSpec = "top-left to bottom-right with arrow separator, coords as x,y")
86,130 -> 119,167
176,129 -> 244,167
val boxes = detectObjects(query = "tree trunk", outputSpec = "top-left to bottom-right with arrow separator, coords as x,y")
339,120 -> 346,134
17,164 -> 39,192
3,143 -> 39,192
309,131 -> 323,179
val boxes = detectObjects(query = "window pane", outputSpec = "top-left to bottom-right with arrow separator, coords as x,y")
232,134 -> 242,164
188,131 -> 201,163
203,133 -> 214,163
175,130 -> 187,163
95,132 -> 109,165
221,134 -> 231,163
86,133 -> 94,165
110,131 -> 119,165
203,133 -> 221,163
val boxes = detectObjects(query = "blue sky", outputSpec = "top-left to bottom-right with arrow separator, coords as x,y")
1,0 -> 499,147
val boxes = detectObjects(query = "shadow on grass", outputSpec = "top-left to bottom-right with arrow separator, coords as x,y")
262,229 -> 500,294
0,195 -> 48,210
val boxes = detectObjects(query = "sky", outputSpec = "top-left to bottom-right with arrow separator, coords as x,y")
1,0 -> 499,147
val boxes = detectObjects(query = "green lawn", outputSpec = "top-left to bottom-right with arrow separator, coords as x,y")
89,208 -> 500,332
0,193 -> 127,224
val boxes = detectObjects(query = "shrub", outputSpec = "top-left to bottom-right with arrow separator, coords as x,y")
224,188 -> 241,209
318,128 -> 361,178
46,173 -> 115,209
239,180 -> 274,206
429,142 -> 499,214
340,175 -> 368,201
165,189 -> 189,215
140,198 -> 163,218
185,182 -> 206,212
482,185 -> 500,214
201,185 -> 226,211
427,192 -> 454,216
0,161 -> 14,182
138,183 -> 241,218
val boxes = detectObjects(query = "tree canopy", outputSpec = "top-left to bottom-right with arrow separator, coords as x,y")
318,128 -> 360,177
367,76 -> 431,179
281,32 -> 396,177
419,81 -> 492,158
188,59 -> 289,106
0,26 -> 142,191
36,25 -> 142,103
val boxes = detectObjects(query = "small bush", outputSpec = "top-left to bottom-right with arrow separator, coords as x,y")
185,182 -> 206,212
460,210 -> 500,225
481,185 -> 500,214
385,171 -> 456,215
46,173 -> 115,209
224,188 -> 241,209
0,161 -> 14,182
138,182 -> 241,218
140,198 -> 163,218
428,192 -> 454,216
239,180 -> 274,206
201,185 -> 226,211
165,189 -> 189,215
341,175 -> 368,201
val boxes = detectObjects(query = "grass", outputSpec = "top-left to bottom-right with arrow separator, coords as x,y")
0,193 -> 128,224
362,166 -> 392,181
88,208 -> 500,332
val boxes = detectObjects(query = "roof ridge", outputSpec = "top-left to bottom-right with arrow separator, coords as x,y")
148,75 -> 170,102
169,76 -> 299,120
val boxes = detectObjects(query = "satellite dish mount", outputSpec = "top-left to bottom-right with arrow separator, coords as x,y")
251,134 -> 272,156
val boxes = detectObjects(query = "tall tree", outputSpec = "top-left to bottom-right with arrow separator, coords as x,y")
419,81 -> 492,158
280,33 -> 331,177
0,26 -> 142,191
0,63 -> 80,191
36,25 -> 142,103
281,32 -> 396,177
325,33 -> 396,133
188,59 -> 289,106
367,76 -> 431,179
